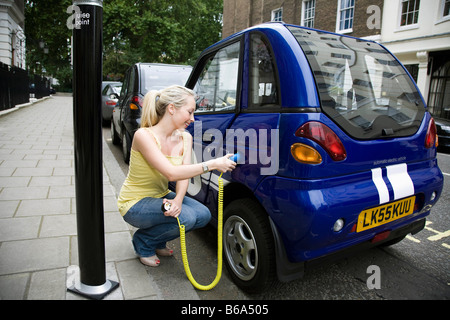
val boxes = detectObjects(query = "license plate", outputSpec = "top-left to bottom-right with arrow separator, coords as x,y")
357,196 -> 416,232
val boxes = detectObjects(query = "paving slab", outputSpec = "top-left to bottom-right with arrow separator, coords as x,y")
0,96 -> 199,300
0,237 -> 70,275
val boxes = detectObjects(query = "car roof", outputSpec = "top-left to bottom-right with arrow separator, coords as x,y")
205,22 -> 378,52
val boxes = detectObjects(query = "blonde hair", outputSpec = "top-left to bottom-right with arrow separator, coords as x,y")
141,85 -> 195,128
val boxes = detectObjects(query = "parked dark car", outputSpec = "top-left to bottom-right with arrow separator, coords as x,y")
178,22 -> 444,293
435,117 -> 450,153
101,81 -> 122,124
111,63 -> 192,163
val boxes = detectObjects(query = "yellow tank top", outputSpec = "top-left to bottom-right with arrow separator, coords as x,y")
117,129 -> 190,216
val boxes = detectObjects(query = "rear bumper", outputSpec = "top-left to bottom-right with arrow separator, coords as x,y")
255,159 -> 443,274
271,217 -> 426,282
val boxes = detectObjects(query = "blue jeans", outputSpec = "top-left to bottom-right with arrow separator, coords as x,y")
123,192 -> 211,257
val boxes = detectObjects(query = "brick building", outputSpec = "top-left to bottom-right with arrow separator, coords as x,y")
222,0 -> 384,39
222,0 -> 450,119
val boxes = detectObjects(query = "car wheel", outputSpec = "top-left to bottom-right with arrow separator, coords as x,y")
122,130 -> 131,164
223,198 -> 276,293
110,119 -> 120,145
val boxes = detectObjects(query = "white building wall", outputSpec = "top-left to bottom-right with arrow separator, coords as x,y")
380,0 -> 450,102
0,0 -> 25,69
0,9 -> 12,64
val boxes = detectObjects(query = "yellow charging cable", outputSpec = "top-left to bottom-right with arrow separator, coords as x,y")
176,173 -> 224,290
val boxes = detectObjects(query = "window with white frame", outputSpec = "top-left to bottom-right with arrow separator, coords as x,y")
442,0 -> 450,18
337,0 -> 355,33
12,28 -> 26,69
436,0 -> 450,23
271,8 -> 283,22
400,0 -> 420,26
301,0 -> 316,28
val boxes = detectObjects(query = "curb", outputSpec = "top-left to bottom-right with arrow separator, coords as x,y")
0,96 -> 52,118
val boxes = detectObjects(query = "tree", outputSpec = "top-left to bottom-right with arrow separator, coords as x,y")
25,0 -> 224,87
103,0 -> 223,80
25,0 -> 73,91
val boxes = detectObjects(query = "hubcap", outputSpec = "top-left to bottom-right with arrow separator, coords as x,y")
223,215 -> 258,281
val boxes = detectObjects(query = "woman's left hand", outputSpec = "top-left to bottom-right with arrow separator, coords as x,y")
162,198 -> 182,218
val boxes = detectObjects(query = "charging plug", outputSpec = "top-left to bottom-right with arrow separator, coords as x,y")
230,154 -> 240,162
161,202 -> 171,212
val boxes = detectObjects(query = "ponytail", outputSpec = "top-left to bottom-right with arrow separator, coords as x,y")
141,85 -> 195,128
141,90 -> 161,127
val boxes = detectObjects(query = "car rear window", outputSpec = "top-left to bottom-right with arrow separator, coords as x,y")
287,26 -> 425,140
140,64 -> 192,93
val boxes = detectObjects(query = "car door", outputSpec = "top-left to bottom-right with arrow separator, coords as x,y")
120,65 -> 137,138
113,68 -> 131,138
227,32 -> 281,187
185,38 -> 243,214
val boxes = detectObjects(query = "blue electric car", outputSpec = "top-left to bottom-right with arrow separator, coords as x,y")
181,23 -> 444,293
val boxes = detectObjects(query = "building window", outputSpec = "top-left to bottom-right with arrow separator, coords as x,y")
428,59 -> 450,119
12,28 -> 26,69
337,0 -> 355,33
404,64 -> 419,83
301,0 -> 316,28
441,0 -> 450,19
436,0 -> 450,23
400,0 -> 420,26
271,8 -> 283,22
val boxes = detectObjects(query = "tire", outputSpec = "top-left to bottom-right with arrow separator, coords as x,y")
223,198 -> 276,293
122,130 -> 131,164
110,119 -> 120,145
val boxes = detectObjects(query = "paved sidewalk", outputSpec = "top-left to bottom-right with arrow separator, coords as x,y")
0,96 -> 188,300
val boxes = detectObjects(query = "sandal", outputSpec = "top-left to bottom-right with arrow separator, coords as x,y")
156,247 -> 174,257
139,255 -> 160,267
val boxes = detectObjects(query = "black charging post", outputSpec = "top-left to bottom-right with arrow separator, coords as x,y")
68,0 -> 119,299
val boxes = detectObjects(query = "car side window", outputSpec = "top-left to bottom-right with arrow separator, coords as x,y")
194,41 -> 241,113
120,70 -> 130,98
128,67 -> 136,93
249,33 -> 279,110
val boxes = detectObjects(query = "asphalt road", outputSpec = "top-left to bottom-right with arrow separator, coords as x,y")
103,126 -> 449,300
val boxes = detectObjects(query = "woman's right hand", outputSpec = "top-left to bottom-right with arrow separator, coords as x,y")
208,154 -> 236,173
